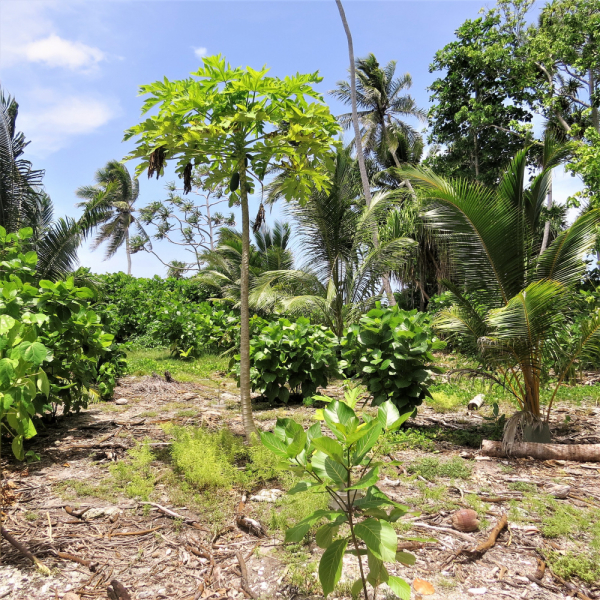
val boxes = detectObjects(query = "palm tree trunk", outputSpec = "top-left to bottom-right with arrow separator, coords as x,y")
125,227 -> 132,276
335,0 -> 396,307
540,177 -> 553,254
590,68 -> 599,134
238,165 -> 258,440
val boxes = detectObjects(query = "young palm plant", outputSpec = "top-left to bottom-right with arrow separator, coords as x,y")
76,161 -> 149,275
251,148 -> 414,336
404,137 -> 600,444
197,221 -> 294,305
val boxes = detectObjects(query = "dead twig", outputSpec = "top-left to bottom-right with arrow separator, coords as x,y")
64,505 -> 92,519
411,521 -> 476,543
110,526 -> 163,537
0,526 -> 51,574
56,550 -> 98,571
236,551 -> 257,599
462,513 -> 508,558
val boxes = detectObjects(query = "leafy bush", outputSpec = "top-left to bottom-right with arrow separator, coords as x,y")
0,227 -> 121,458
233,317 -> 339,403
260,399 -> 414,599
341,305 -> 445,413
165,301 -> 247,358
94,272 -> 211,345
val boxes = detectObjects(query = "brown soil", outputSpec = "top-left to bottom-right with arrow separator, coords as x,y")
1,375 -> 600,600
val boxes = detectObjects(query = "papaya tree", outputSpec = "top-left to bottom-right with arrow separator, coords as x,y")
124,55 -> 339,438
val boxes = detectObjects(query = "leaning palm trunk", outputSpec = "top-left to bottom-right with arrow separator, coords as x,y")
334,0 -> 396,306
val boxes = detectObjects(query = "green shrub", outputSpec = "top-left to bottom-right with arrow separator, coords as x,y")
94,272 -> 211,346
0,227 -> 119,458
341,305 -> 445,413
232,317 -> 339,403
169,425 -> 245,489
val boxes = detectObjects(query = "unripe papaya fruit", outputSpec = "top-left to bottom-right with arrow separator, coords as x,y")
230,172 -> 240,192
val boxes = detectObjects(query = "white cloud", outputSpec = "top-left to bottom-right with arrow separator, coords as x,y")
20,95 -> 116,156
194,47 -> 208,59
22,34 -> 105,71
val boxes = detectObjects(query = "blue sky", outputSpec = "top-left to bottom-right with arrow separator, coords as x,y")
0,0 -> 583,277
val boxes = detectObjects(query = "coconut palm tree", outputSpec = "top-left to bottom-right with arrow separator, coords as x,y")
404,136 -> 600,445
197,221 -> 294,304
76,161 -> 149,275
0,88 -> 93,280
251,148 -> 413,336
331,53 -> 427,169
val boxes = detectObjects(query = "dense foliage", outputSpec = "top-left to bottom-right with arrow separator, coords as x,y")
342,305 -> 444,413
260,397 -> 414,599
95,272 -> 211,345
232,317 -> 339,403
0,227 -> 121,459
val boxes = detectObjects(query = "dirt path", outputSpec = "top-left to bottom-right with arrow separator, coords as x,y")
1,375 -> 600,600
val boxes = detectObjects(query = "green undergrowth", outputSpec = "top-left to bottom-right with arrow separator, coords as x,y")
508,492 -> 600,584
125,348 -> 230,384
407,456 -> 473,480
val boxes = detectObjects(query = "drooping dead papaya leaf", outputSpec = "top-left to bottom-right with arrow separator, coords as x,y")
413,578 -> 435,595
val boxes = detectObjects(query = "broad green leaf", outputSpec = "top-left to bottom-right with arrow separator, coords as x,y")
386,576 -> 411,600
1,391 -> 14,411
23,417 -> 37,439
345,466 -> 379,491
315,523 -> 339,549
355,486 -> 411,511
387,410 -> 413,432
0,358 -> 16,387
307,421 -> 322,442
285,509 -> 341,543
286,429 -> 307,458
324,400 -> 355,425
354,518 -> 397,562
377,400 -> 400,430
260,432 -> 288,457
12,435 -> 24,461
324,457 -> 347,485
311,436 -> 344,462
352,423 -> 382,465
37,370 -> 50,398
350,579 -> 363,599
23,342 -> 47,366
318,538 -> 348,597
288,481 -> 325,495
0,314 -> 16,335
395,551 -> 416,565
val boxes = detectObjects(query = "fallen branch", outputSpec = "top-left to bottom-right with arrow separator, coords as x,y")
56,551 -> 98,572
411,522 -> 476,544
139,501 -> 201,525
1,526 -> 51,574
236,551 -> 257,599
462,513 -> 508,558
481,440 -> 600,462
64,505 -> 92,519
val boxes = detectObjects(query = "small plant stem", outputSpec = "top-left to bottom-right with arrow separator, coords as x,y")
347,447 -> 369,600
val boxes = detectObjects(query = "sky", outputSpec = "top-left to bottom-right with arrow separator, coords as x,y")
0,0 -> 584,277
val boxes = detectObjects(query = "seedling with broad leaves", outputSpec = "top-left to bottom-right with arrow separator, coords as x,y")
260,398 -> 419,600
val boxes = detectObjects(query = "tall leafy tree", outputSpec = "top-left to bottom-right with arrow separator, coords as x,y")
428,1 -> 537,185
124,55 -> 339,438
332,53 -> 426,169
76,160 -> 149,276
404,137 -> 599,444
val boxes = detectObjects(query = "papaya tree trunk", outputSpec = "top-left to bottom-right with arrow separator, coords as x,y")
238,165 -> 258,440
335,0 -> 395,307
